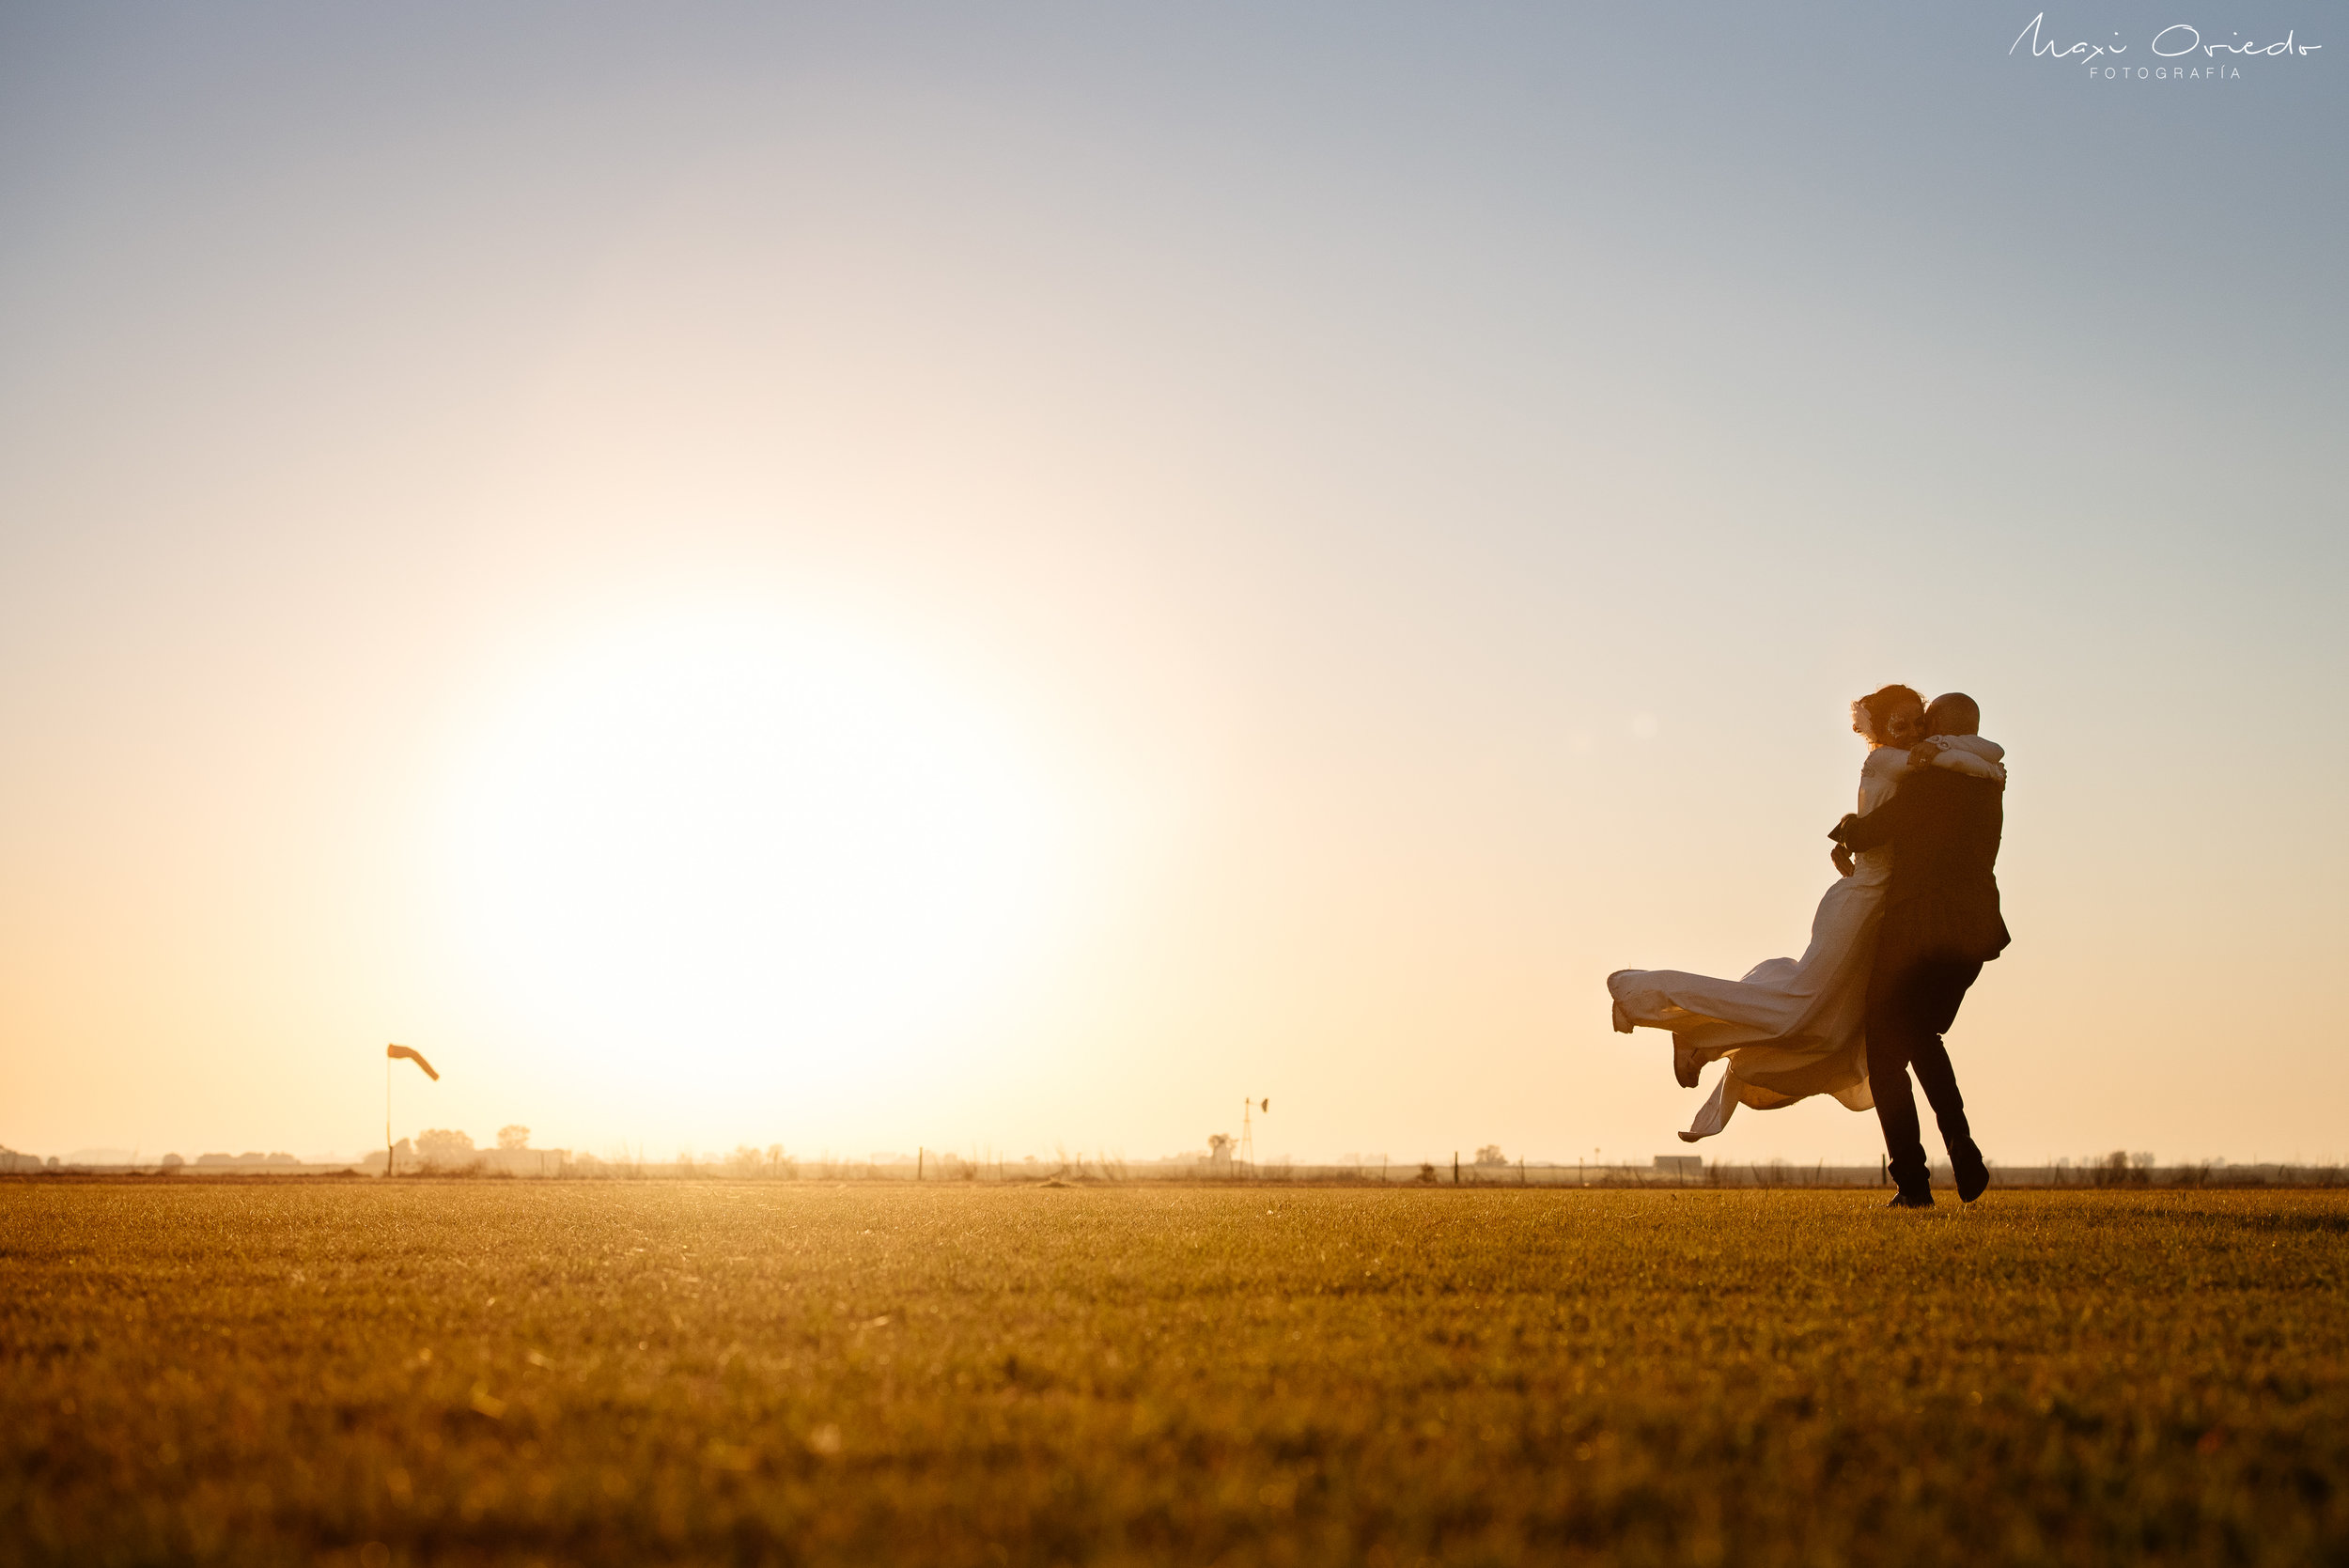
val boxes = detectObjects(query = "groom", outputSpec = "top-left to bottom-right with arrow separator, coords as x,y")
1830,691 -> 2010,1209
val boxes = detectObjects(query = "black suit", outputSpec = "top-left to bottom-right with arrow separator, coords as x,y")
1832,766 -> 2010,1196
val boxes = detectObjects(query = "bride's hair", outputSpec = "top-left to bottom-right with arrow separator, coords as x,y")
1851,684 -> 1924,743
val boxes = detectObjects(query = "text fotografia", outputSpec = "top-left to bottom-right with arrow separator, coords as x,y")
2011,14 -> 2321,80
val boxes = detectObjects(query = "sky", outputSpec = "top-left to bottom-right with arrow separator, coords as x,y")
1,1 -> 2342,1170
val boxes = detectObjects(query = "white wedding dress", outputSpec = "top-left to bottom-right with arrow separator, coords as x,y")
1608,736 -> 2006,1142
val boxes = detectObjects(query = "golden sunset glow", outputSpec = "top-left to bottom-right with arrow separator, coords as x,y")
5,11 -> 2341,1565
443,607 -> 1077,1083
1,4 -> 2340,1172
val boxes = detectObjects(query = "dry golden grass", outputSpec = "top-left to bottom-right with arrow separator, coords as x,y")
4,1181 -> 2344,1566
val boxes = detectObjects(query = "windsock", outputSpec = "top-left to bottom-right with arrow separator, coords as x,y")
386,1044 -> 440,1081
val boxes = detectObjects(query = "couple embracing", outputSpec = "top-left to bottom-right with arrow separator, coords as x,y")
1608,687 -> 2010,1209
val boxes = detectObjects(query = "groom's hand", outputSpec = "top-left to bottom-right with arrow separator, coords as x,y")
1831,844 -> 1855,877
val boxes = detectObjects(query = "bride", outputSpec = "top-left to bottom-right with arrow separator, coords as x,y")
1607,685 -> 2006,1142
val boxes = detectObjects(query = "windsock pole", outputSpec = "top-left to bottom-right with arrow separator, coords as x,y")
382,1045 -> 439,1175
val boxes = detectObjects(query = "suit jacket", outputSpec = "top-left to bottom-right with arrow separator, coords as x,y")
1832,764 -> 2011,967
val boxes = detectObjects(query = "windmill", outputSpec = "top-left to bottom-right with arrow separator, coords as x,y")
1240,1095 -> 1268,1170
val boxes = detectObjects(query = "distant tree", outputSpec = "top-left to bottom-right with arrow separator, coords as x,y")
415,1128 -> 475,1168
1416,1162 -> 1438,1185
1474,1144 -> 1506,1166
497,1125 -> 532,1151
160,1153 -> 184,1169
2092,1150 -> 2152,1188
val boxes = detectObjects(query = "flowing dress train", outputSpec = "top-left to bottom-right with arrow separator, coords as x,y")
1607,737 -> 2005,1142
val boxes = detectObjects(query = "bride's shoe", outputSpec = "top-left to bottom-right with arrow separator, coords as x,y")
1610,986 -> 1702,1090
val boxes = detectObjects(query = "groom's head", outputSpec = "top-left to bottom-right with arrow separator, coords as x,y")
1925,692 -> 1980,737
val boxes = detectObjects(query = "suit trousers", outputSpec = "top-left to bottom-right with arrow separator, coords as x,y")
1866,951 -> 1983,1196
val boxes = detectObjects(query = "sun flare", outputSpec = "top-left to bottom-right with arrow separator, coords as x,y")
445,610 -> 1071,1080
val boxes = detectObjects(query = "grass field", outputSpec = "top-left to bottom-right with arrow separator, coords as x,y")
5,1182 -> 2345,1567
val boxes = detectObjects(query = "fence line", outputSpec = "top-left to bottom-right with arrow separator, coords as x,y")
17,1156 -> 2341,1189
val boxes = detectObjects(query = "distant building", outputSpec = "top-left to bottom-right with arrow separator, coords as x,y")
478,1147 -> 569,1176
360,1142 -> 568,1176
359,1140 -> 414,1174
414,1128 -> 475,1168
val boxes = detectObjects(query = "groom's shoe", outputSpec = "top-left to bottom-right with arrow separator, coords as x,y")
1885,1189 -> 1935,1210
1611,1000 -> 1634,1035
1672,1035 -> 1703,1089
1952,1142 -> 1990,1204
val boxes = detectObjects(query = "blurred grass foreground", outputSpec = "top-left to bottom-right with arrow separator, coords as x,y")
6,1183 -> 2345,1566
